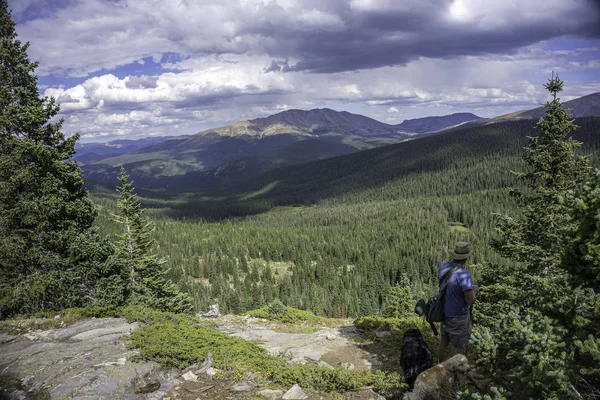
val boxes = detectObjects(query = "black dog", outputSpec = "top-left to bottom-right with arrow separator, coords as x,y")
400,328 -> 433,388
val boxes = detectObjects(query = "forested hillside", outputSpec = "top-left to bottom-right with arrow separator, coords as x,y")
92,117 -> 600,317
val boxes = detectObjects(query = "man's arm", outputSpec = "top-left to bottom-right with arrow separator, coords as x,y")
464,284 -> 479,306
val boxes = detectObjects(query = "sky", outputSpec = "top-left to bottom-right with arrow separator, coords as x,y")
8,0 -> 600,142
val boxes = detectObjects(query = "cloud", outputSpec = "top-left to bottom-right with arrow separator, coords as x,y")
9,0 -> 599,141
13,0 -> 600,77
43,43 -> 599,141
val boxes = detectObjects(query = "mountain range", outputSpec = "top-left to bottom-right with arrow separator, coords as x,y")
80,92 -> 600,190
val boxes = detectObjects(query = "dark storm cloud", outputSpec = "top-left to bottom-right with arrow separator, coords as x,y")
250,0 -> 600,73
14,0 -> 600,77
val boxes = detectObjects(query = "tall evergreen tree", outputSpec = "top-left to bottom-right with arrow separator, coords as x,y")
113,167 -> 194,314
468,75 -> 595,399
0,1 -> 118,315
493,72 -> 589,271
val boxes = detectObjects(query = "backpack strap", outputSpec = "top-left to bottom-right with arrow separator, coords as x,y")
427,265 -> 459,336
439,264 -> 459,296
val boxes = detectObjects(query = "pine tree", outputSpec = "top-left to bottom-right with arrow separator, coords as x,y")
113,167 -> 193,313
381,274 -> 414,319
0,1 -> 117,315
468,75 -> 593,399
493,72 -> 588,271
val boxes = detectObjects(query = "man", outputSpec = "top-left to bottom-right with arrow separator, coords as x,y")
437,241 -> 479,362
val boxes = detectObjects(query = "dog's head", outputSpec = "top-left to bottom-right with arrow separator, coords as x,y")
402,328 -> 425,342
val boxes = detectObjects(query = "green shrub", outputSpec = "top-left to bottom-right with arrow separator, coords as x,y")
126,308 -> 404,395
267,299 -> 287,315
246,305 -> 324,324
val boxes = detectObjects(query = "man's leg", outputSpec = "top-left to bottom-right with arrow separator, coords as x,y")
438,334 -> 449,363
448,343 -> 466,359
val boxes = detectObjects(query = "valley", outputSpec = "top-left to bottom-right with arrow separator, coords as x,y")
91,115 -> 600,316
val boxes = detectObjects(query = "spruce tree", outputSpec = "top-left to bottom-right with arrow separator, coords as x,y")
381,274 -> 414,319
493,72 -> 588,271
468,75 -> 594,399
0,1 -> 119,315
113,167 -> 193,313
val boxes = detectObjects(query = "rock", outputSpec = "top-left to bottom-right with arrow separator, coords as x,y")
375,331 -> 391,339
258,388 -> 284,399
282,384 -> 308,400
318,360 -> 334,369
342,389 -> 386,399
341,362 -> 355,370
54,315 -> 61,320
205,367 -> 216,377
403,354 -> 471,400
94,357 -> 127,367
193,352 -> 213,374
8,390 -> 27,400
326,333 -> 336,340
303,351 -> 321,361
198,303 -> 220,318
229,380 -> 256,392
181,363 -> 201,374
181,371 -> 198,382
21,375 -> 34,386
0,318 -> 179,399
135,379 -> 161,394
363,389 -> 386,399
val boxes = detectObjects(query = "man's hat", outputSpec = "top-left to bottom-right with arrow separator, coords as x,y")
449,241 -> 472,260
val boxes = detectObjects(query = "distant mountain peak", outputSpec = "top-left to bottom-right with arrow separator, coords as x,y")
396,112 -> 482,133
495,91 -> 600,121
198,107 -> 398,139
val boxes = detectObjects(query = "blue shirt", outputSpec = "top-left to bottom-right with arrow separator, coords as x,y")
438,261 -> 472,317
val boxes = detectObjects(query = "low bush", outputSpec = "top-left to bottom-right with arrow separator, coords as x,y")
246,305 -> 324,324
126,307 -> 404,395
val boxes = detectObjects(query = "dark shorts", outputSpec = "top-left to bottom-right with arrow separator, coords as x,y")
441,314 -> 472,348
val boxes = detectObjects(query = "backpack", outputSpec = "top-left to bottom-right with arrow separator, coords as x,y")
415,265 -> 458,335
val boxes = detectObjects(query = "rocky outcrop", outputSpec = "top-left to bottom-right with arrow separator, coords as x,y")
0,318 -> 178,399
0,316 -> 393,399
219,324 -> 382,370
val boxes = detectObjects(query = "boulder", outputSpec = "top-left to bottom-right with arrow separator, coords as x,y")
135,379 -> 161,394
229,380 -> 256,392
193,352 -> 213,375
403,354 -> 471,400
181,371 -> 198,382
341,362 -> 355,370
258,389 -> 284,399
375,331 -> 391,339
0,318 -> 178,399
282,384 -> 308,399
